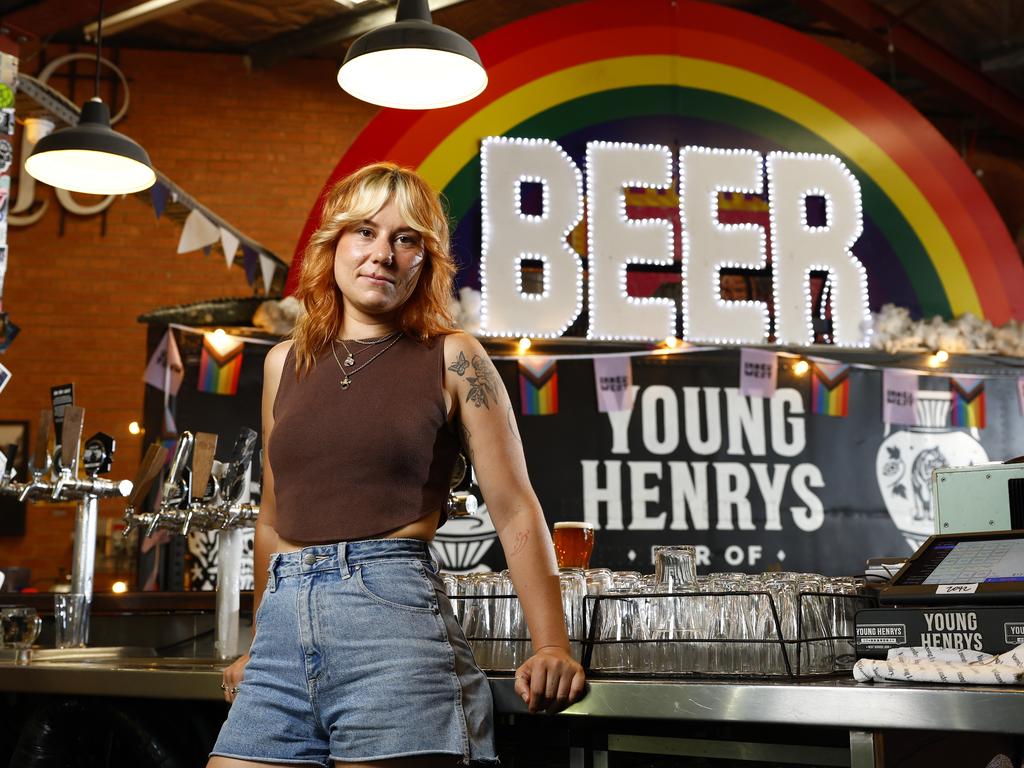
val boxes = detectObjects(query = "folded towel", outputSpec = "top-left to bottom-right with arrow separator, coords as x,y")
853,643 -> 1024,684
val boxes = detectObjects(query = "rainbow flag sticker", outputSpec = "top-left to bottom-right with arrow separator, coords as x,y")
519,357 -> 558,415
811,362 -> 850,417
198,334 -> 244,395
950,376 -> 986,428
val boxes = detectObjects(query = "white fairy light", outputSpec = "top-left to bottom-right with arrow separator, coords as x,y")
479,136 -> 584,338
679,146 -> 770,345
585,141 -> 675,341
766,151 -> 871,347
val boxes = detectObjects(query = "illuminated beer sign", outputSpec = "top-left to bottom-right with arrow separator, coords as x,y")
479,137 -> 870,346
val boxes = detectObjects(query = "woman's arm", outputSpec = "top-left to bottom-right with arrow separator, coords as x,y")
444,332 -> 585,713
220,340 -> 288,701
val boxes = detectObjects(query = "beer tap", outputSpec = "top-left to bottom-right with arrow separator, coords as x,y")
14,410 -> 54,502
48,407 -> 133,503
182,432 -> 217,536
143,431 -> 194,538
120,442 -> 170,536
41,405 -> 135,646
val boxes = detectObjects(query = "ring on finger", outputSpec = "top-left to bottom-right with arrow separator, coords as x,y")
220,683 -> 229,691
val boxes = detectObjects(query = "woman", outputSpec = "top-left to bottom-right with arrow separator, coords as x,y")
209,163 -> 585,768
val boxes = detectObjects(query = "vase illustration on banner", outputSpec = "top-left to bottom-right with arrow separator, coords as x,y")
875,391 -> 988,551
431,505 -> 497,573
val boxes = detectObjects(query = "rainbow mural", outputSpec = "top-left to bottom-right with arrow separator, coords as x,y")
286,0 -> 1024,327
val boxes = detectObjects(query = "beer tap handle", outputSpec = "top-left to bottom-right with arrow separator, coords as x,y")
161,432 -> 194,508
31,409 -> 53,478
191,433 -> 218,503
125,442 -> 169,512
219,428 -> 257,505
61,406 -> 85,478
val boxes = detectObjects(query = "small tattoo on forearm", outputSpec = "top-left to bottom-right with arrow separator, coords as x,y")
465,355 -> 499,409
510,529 -> 529,557
507,405 -> 522,443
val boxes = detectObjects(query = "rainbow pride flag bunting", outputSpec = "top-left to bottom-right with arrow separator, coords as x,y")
519,357 -> 558,415
198,334 -> 244,395
950,376 -> 986,428
810,362 -> 850,417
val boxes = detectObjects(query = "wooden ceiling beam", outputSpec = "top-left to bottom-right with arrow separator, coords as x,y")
246,0 -> 471,71
792,0 -> 1024,139
1,0 -> 142,41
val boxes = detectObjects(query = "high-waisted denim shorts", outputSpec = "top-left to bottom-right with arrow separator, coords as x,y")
210,538 -> 497,766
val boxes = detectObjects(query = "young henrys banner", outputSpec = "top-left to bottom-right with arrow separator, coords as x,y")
465,349 -> 1022,576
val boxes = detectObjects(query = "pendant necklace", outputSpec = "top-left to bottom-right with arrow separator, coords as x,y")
331,332 -> 404,390
336,330 -> 401,367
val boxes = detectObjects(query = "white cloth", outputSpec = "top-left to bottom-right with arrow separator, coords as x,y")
853,643 -> 1024,685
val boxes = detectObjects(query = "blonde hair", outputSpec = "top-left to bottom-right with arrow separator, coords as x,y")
292,162 -> 457,373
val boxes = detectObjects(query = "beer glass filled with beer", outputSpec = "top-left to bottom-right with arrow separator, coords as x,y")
552,521 -> 595,569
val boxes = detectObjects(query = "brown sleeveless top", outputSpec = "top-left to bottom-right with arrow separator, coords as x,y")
268,334 -> 459,542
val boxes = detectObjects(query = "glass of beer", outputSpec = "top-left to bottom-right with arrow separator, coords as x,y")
553,521 -> 595,569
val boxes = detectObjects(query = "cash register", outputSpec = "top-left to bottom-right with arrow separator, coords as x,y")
855,466 -> 1024,658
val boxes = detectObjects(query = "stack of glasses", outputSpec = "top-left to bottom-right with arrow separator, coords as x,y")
444,545 -> 873,678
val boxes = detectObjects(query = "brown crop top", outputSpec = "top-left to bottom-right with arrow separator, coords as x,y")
267,334 -> 460,542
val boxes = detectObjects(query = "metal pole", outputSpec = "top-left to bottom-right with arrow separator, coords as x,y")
215,527 -> 242,660
70,493 -> 98,643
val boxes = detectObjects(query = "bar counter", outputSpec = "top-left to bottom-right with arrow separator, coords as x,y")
2,650 -> 1022,767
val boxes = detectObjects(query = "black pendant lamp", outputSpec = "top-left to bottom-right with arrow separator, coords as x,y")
337,0 -> 487,110
25,0 -> 155,195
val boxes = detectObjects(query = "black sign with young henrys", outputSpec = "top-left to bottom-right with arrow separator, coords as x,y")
440,349 -> 1024,577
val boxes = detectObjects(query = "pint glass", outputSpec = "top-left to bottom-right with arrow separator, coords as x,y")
553,521 -> 595,569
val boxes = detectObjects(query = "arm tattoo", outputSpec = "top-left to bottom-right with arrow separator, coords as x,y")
447,351 -> 470,376
507,405 -> 522,443
464,355 -> 499,409
509,529 -> 529,557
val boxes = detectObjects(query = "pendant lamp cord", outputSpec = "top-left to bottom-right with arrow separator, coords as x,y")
94,0 -> 104,99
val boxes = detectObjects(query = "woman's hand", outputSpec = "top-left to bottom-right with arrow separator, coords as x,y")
514,646 -> 586,714
221,652 -> 249,704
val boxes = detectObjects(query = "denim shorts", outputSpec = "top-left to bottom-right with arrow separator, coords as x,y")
210,538 -> 497,766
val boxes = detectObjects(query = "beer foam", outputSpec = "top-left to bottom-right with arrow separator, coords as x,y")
554,521 -> 594,529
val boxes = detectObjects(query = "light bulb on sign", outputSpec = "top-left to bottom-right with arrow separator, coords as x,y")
111,581 -> 128,594
663,336 -> 681,349
128,421 -> 141,435
517,337 -> 532,353
793,359 -> 810,376
928,349 -> 949,367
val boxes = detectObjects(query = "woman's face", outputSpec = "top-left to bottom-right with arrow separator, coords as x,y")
333,197 -> 426,325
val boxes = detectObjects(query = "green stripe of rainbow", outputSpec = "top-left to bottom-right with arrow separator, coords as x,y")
288,0 -> 1024,323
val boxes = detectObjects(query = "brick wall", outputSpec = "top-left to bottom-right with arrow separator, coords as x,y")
0,45 -> 375,589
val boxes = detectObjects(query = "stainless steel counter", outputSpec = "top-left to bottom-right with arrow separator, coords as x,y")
2,650 -> 1023,736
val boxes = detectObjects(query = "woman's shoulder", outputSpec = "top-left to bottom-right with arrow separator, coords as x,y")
441,330 -> 486,360
264,339 -> 294,373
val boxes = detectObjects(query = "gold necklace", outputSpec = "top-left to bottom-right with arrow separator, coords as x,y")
330,332 -> 404,390
336,330 -> 401,366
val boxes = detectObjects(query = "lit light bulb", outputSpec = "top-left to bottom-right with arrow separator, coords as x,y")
928,349 -> 949,367
128,421 -> 141,435
111,581 -> 128,594
793,360 -> 810,376
213,328 -> 226,338
517,337 -> 532,353
663,336 -> 681,349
